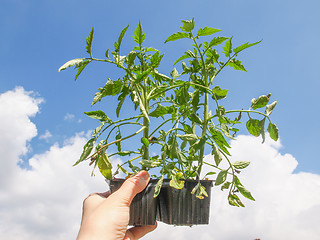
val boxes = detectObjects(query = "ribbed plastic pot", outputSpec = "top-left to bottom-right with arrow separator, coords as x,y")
157,179 -> 213,226
108,179 -> 158,226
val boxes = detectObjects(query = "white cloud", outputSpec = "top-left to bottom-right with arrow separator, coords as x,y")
64,113 -> 75,121
39,130 -> 52,141
1,87 -> 320,240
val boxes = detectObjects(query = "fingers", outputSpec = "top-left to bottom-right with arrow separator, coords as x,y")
113,171 -> 150,206
124,222 -> 157,240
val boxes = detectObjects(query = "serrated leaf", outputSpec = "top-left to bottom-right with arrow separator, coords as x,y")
173,54 -> 190,66
58,58 -> 85,72
267,123 -> 279,141
188,113 -> 202,124
98,154 -> 112,179
75,60 -> 91,80
215,170 -> 228,186
86,27 -> 94,55
251,95 -> 270,109
211,142 -> 222,166
139,159 -> 161,168
209,37 -> 228,48
234,176 -> 255,201
73,138 -> 95,166
133,20 -> 145,45
246,119 -> 262,137
233,40 -> 262,54
227,59 -> 247,71
180,18 -> 195,32
116,92 -> 127,117
84,110 -> 109,122
212,86 -> 228,100
176,133 -> 198,142
221,181 -> 231,191
265,101 -> 277,116
170,68 -> 180,79
233,161 -> 250,169
154,175 -> 164,198
149,105 -> 168,117
198,27 -> 221,36
115,25 -> 129,52
165,32 -> 190,43
223,37 -> 233,57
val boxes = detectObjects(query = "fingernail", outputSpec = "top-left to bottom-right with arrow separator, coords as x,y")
136,171 -> 149,181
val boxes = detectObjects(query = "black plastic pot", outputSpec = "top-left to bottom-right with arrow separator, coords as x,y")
157,179 -> 213,226
108,179 -> 158,226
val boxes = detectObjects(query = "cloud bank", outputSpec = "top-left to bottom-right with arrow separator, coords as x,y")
0,87 -> 319,240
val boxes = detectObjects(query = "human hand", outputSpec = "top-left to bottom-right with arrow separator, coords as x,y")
77,171 -> 157,240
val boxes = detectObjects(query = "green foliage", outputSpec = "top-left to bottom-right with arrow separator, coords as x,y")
59,19 -> 279,207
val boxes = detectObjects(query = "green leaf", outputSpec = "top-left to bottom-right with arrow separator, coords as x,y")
267,123 -> 279,141
246,119 -> 262,137
170,68 -> 180,79
139,159 -> 161,168
234,176 -> 255,201
233,161 -> 250,169
86,27 -> 94,55
227,59 -> 247,71
115,25 -> 129,52
73,138 -> 95,166
176,149 -> 187,163
141,137 -> 149,147
75,60 -> 91,80
84,110 -> 109,122
229,194 -> 245,207
221,181 -> 231,191
127,51 -> 138,66
212,86 -> 228,100
265,101 -> 277,116
154,175 -> 164,198
98,154 -> 113,179
116,92 -> 128,117
92,124 -> 104,137
188,113 -> 202,125
223,37 -> 233,57
215,170 -> 228,186
58,58 -> 85,72
176,133 -> 198,142
149,105 -> 169,117
209,128 -> 231,155
165,32 -> 189,43
209,37 -> 228,48
173,54 -> 190,66
251,95 -> 270,109
197,27 -> 221,36
233,40 -> 262,54
133,20 -> 145,45
105,49 -> 109,58
211,142 -> 222,166
180,18 -> 195,32
170,173 -> 185,189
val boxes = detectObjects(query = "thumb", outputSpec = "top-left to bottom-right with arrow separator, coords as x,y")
113,171 -> 150,206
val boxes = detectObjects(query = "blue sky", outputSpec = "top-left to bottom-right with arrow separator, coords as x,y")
1,1 -> 320,239
1,0 -> 319,173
